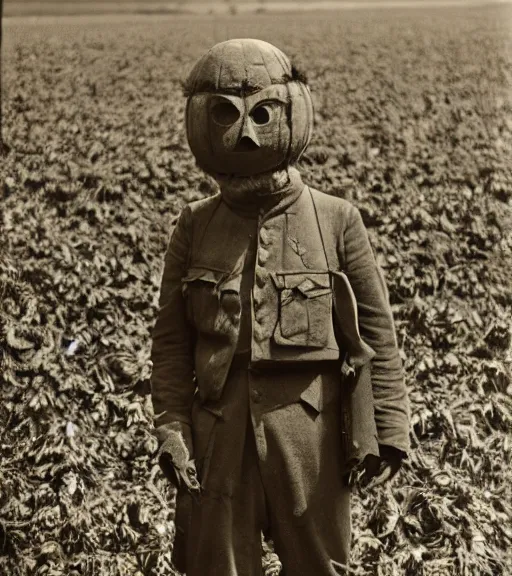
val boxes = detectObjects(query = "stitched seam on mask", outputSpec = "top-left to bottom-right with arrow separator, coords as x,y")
277,90 -> 283,155
306,84 -> 314,148
272,45 -> 292,78
241,41 -> 249,92
206,95 -> 215,161
299,82 -> 312,159
285,83 -> 293,162
190,83 -> 292,97
258,43 -> 273,87
195,51 -> 212,94
216,45 -> 224,92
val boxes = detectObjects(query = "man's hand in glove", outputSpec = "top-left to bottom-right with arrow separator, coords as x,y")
360,445 -> 405,489
154,422 -> 201,493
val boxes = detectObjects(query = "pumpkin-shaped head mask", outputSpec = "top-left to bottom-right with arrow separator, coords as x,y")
184,38 -> 313,178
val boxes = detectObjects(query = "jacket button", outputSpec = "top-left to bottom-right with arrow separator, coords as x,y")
253,323 -> 265,342
259,228 -> 270,246
251,389 -> 262,403
253,292 -> 263,310
254,308 -> 265,322
258,248 -> 269,266
255,267 -> 266,288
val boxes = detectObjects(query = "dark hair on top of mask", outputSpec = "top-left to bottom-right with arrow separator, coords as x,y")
182,61 -> 309,98
291,63 -> 309,85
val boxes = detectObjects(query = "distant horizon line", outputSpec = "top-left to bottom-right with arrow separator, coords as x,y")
5,0 -> 511,20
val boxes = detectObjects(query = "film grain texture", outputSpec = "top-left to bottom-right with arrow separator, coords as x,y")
1,5 -> 512,576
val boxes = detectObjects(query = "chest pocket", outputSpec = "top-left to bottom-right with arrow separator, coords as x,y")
182,268 -> 242,338
271,272 -> 333,348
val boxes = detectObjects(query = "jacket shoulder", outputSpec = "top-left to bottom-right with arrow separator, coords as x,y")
187,193 -> 222,217
179,193 -> 222,232
308,187 -> 357,227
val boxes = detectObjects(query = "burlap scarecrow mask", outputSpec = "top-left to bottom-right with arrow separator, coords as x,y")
184,39 -> 314,178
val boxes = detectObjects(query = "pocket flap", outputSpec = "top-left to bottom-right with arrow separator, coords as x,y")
221,276 -> 242,293
183,268 -> 219,285
271,272 -> 331,292
202,404 -> 224,419
183,267 -> 242,293
299,373 -> 339,413
191,400 -> 223,437
296,284 -> 332,299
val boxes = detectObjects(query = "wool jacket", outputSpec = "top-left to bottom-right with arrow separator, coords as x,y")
150,178 -> 411,462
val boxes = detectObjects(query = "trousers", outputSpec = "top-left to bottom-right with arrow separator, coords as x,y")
175,365 -> 352,576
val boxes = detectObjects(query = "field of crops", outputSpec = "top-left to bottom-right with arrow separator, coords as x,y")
1,5 -> 512,576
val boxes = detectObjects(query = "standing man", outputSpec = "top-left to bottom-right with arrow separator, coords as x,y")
150,38 -> 410,576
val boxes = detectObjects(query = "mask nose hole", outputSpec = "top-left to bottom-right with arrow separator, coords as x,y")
235,136 -> 260,152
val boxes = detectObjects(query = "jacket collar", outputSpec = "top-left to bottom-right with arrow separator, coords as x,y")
217,167 -> 305,220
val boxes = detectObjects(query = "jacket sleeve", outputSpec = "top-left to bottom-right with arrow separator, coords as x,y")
150,205 -> 196,429
341,203 -> 411,455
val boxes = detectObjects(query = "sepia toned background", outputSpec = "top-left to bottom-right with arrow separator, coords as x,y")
1,0 -> 511,575
5,0 -> 511,17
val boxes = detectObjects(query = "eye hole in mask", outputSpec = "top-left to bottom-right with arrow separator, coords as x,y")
250,103 -> 273,126
211,101 -> 240,126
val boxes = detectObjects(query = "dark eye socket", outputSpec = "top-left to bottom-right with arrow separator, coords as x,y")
251,104 -> 272,126
211,101 -> 240,126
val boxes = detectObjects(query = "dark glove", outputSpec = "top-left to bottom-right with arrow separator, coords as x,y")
154,422 -> 201,493
360,445 -> 405,489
